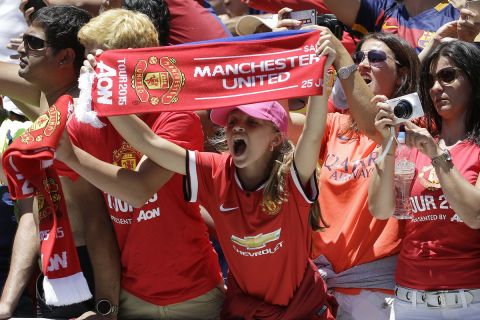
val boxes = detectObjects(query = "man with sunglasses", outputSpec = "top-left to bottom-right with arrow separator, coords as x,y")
0,5 -> 121,320
321,0 -> 480,53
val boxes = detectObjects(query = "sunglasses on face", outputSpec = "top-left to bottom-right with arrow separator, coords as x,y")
22,34 -> 46,53
352,49 -> 395,66
428,67 -> 462,88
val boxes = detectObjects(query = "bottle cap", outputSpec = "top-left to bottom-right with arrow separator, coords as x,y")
397,131 -> 406,143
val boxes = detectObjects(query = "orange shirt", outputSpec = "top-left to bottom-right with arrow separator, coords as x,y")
312,113 -> 403,273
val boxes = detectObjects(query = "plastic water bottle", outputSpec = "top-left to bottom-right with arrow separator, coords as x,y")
394,132 -> 415,219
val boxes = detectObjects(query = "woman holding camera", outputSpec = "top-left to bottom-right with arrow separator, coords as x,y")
304,31 -> 420,320
369,40 -> 480,319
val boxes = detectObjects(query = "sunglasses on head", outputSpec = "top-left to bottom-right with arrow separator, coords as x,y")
23,34 -> 46,53
352,49 -> 393,65
428,67 -> 462,88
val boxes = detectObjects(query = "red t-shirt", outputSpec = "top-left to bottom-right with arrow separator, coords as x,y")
184,151 -> 318,306
396,140 -> 480,290
66,112 -> 222,305
166,0 -> 230,44
312,114 -> 403,273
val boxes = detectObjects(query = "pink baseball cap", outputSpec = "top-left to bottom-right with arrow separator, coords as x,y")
210,101 -> 288,134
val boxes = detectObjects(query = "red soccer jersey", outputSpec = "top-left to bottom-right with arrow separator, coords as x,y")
166,0 -> 230,44
184,151 -> 318,306
396,140 -> 480,290
67,112 -> 222,305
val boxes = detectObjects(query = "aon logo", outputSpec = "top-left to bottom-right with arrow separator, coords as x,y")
137,208 -> 160,222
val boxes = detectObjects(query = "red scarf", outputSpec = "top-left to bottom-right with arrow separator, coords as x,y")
76,30 -> 326,124
2,95 -> 92,306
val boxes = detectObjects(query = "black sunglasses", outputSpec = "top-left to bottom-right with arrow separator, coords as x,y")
23,34 -> 46,53
428,67 -> 462,88
352,49 -> 393,65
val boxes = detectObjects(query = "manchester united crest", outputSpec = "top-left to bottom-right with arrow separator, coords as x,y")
112,141 -> 141,170
132,56 -> 185,106
20,105 -> 61,144
38,177 -> 62,220
418,164 -> 441,190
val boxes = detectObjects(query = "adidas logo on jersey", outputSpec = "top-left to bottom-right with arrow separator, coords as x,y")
137,207 -> 160,222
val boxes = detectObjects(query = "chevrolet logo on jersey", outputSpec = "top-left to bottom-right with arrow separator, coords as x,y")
231,229 -> 281,250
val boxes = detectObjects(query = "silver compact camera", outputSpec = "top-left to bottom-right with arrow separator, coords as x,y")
386,92 -> 424,125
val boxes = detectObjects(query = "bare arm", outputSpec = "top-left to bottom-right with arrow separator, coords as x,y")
418,21 -> 458,63
367,99 -> 396,219
0,162 -> 6,185
333,37 -> 377,140
8,98 -> 42,121
287,111 -> 306,144
368,151 -> 396,219
419,10 -> 480,62
431,158 -> 480,229
279,13 -> 376,139
57,132 -> 174,208
294,28 -> 334,185
108,115 -> 187,175
61,176 -> 121,313
403,122 -> 480,229
0,198 -> 39,319
323,0 -> 361,27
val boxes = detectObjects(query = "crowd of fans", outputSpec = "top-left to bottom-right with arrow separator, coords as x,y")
0,0 -> 479,319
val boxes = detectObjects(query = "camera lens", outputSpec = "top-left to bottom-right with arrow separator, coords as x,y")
393,99 -> 413,119
316,14 -> 344,39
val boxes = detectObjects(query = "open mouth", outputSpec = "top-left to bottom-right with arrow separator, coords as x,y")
233,138 -> 247,157
361,74 -> 372,85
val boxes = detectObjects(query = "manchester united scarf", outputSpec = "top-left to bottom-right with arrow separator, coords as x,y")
2,95 -> 92,306
76,30 -> 326,126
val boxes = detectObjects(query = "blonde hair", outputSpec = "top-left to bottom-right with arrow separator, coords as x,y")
211,128 -> 329,231
262,140 -> 329,231
78,8 -> 159,50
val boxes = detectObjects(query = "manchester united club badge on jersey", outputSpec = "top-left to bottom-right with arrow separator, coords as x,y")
112,141 -> 141,170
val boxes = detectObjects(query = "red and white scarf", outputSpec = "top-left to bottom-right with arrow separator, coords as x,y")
76,30 -> 326,125
2,95 -> 92,306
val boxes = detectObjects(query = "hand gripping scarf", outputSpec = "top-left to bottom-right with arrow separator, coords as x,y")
2,95 -> 92,306
75,30 -> 327,126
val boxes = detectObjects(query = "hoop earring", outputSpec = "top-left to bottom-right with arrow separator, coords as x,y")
270,144 -> 274,152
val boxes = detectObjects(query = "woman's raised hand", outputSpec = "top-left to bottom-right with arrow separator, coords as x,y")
80,49 -> 103,75
315,27 -> 338,77
403,121 -> 440,159
276,7 -> 302,30
458,7 -> 480,42
372,95 -> 395,142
